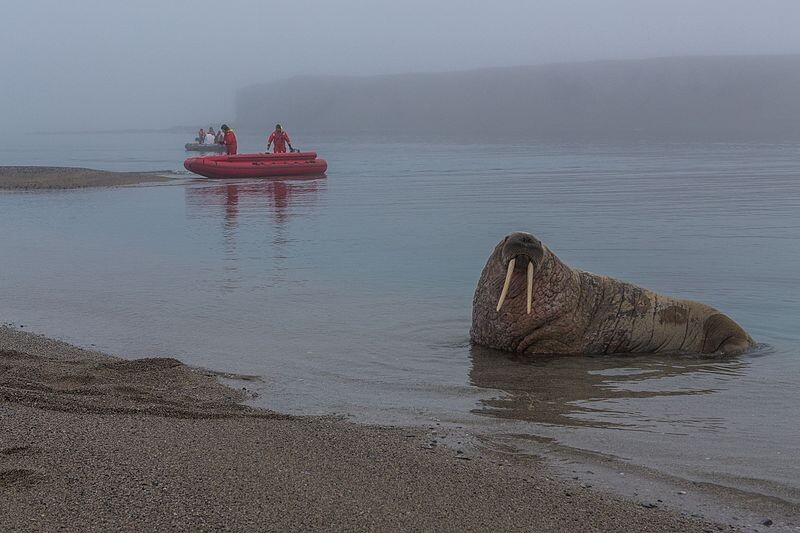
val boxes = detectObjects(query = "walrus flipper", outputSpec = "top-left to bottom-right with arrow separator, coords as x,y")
701,313 -> 754,355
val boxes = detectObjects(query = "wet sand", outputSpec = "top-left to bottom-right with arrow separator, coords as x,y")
0,166 -> 172,189
0,327 -> 720,532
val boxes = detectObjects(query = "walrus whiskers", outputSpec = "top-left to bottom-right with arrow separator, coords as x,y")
496,258 -> 515,312
527,261 -> 533,314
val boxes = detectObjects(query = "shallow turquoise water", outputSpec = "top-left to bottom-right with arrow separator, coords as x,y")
1,132 -> 799,506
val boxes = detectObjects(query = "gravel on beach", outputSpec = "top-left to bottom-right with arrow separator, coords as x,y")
0,327 -> 719,532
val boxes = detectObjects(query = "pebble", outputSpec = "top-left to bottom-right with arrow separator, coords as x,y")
761,519 -> 773,527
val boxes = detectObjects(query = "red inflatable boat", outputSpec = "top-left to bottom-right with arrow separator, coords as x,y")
184,152 -> 327,179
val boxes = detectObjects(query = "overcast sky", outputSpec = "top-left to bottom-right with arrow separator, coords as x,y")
3,0 -> 800,132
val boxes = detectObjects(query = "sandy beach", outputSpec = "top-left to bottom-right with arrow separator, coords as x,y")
0,326 -> 721,532
0,166 -> 172,189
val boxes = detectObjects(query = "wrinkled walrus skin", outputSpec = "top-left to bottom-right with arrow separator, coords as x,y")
471,232 -> 754,356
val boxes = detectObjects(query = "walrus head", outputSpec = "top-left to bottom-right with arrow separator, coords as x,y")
471,232 -> 579,352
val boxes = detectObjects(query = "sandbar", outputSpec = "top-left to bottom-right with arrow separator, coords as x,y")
0,166 -> 172,189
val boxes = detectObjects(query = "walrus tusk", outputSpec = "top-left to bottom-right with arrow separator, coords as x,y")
527,261 -> 533,314
496,258 -> 516,312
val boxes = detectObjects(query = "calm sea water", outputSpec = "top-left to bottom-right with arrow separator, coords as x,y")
2,131 -> 799,510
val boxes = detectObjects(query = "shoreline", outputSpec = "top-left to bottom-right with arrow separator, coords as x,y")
0,326 -> 720,532
0,166 -> 174,189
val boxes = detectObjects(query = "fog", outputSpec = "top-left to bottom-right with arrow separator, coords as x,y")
3,0 -> 800,133
236,56 -> 800,141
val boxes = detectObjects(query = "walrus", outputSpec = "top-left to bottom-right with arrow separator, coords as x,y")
471,232 -> 754,356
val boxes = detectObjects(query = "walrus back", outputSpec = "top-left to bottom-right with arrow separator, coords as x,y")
578,271 -> 752,355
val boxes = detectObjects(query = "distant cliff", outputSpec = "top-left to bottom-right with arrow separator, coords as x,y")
236,56 -> 800,141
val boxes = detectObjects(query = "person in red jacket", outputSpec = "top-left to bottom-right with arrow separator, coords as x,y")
220,124 -> 237,155
266,124 -> 292,153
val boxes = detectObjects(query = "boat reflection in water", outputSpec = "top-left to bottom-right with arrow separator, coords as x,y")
184,177 -> 326,289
